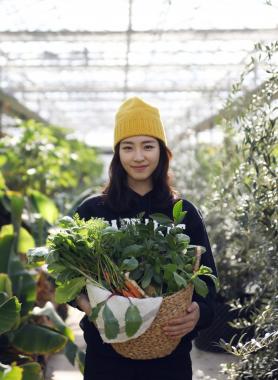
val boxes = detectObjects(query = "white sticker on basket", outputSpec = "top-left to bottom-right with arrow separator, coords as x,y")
86,282 -> 163,343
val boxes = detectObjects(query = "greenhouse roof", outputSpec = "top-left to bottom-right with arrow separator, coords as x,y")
0,0 -> 277,147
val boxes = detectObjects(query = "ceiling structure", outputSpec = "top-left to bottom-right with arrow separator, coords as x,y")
0,0 -> 277,149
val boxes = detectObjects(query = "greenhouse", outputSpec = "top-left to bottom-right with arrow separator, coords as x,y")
0,0 -> 277,379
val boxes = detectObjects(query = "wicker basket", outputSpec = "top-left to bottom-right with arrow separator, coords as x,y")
111,247 -> 201,360
112,284 -> 194,359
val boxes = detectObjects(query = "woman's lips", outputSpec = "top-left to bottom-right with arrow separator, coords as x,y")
131,165 -> 148,171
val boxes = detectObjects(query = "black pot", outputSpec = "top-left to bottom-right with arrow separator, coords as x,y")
194,294 -> 254,353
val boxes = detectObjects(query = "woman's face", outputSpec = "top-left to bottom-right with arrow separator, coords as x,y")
119,135 -> 160,185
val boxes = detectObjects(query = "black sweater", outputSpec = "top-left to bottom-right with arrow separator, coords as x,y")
74,187 -> 217,359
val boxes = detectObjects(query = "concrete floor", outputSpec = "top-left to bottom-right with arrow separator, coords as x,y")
46,307 -> 236,380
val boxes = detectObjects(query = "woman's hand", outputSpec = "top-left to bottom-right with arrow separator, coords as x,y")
163,302 -> 200,339
76,294 -> 92,316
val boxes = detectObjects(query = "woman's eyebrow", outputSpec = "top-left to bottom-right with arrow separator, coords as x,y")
121,140 -> 156,145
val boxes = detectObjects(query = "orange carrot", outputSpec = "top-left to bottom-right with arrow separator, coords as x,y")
124,279 -> 145,298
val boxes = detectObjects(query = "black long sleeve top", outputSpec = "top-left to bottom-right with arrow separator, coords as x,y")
73,187 -> 217,359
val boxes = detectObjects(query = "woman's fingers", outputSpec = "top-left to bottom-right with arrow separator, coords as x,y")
162,302 -> 200,338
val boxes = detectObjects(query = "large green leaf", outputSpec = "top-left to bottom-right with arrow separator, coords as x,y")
0,274 -> 12,298
29,190 -> 59,224
9,193 -> 24,234
0,364 -> 23,380
11,324 -> 67,354
32,301 -> 74,341
0,296 -> 21,335
55,277 -> 86,304
0,226 -> 35,255
0,233 -> 14,273
21,362 -> 43,380
9,259 -> 36,316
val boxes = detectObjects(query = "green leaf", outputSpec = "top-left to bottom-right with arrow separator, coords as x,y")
55,277 -> 86,303
173,272 -> 187,288
141,265 -> 153,289
173,200 -> 187,225
0,273 -> 13,298
17,228 -> 35,254
192,276 -> 208,298
125,304 -> 142,337
0,296 -> 21,335
8,192 -> 25,234
29,190 -> 59,224
76,350 -> 86,374
32,301 -> 74,341
27,247 -> 49,264
149,213 -> 173,226
11,324 -> 67,354
102,303 -> 119,339
121,257 -> 139,271
9,259 -> 36,316
0,232 -> 15,273
0,364 -> 23,380
21,362 -> 43,380
122,244 -> 143,256
1,226 -> 35,255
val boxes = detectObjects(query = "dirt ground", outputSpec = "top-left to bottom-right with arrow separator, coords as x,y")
46,307 -> 236,380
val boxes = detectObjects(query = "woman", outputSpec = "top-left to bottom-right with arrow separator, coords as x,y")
72,97 -> 217,380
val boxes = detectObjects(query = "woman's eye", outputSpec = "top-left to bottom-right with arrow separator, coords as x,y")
122,146 -> 132,151
145,145 -> 154,150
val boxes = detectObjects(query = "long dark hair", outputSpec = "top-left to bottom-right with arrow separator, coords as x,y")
102,139 -> 177,213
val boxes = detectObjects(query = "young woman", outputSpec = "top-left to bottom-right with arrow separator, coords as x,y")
72,97 -> 217,380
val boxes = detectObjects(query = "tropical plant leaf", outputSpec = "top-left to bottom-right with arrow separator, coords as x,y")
21,362 -> 43,380
0,225 -> 35,255
32,301 -> 74,341
0,296 -> 21,335
0,233 -> 14,273
11,324 -> 67,354
55,277 -> 86,304
0,273 -> 13,298
29,190 -> 59,224
0,363 -> 23,380
8,192 -> 25,234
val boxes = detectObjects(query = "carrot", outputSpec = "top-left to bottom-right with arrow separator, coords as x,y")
124,279 -> 145,298
121,289 -> 135,298
103,271 -> 111,284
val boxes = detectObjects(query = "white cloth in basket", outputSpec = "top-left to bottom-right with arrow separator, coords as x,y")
86,282 -> 163,343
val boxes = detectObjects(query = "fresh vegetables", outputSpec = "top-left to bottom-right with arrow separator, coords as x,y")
27,200 -> 218,339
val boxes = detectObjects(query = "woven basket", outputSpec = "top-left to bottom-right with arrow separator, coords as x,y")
111,246 -> 201,360
112,284 -> 194,359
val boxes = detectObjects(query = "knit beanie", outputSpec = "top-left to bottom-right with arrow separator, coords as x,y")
114,97 -> 167,148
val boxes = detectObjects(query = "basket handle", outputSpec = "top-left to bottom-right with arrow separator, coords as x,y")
193,246 -> 202,272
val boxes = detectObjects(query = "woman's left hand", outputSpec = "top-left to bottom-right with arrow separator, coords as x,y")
163,302 -> 200,339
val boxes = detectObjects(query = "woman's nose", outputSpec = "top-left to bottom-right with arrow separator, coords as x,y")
133,149 -> 144,161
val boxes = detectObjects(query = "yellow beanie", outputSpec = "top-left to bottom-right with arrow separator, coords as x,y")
114,97 -> 167,148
